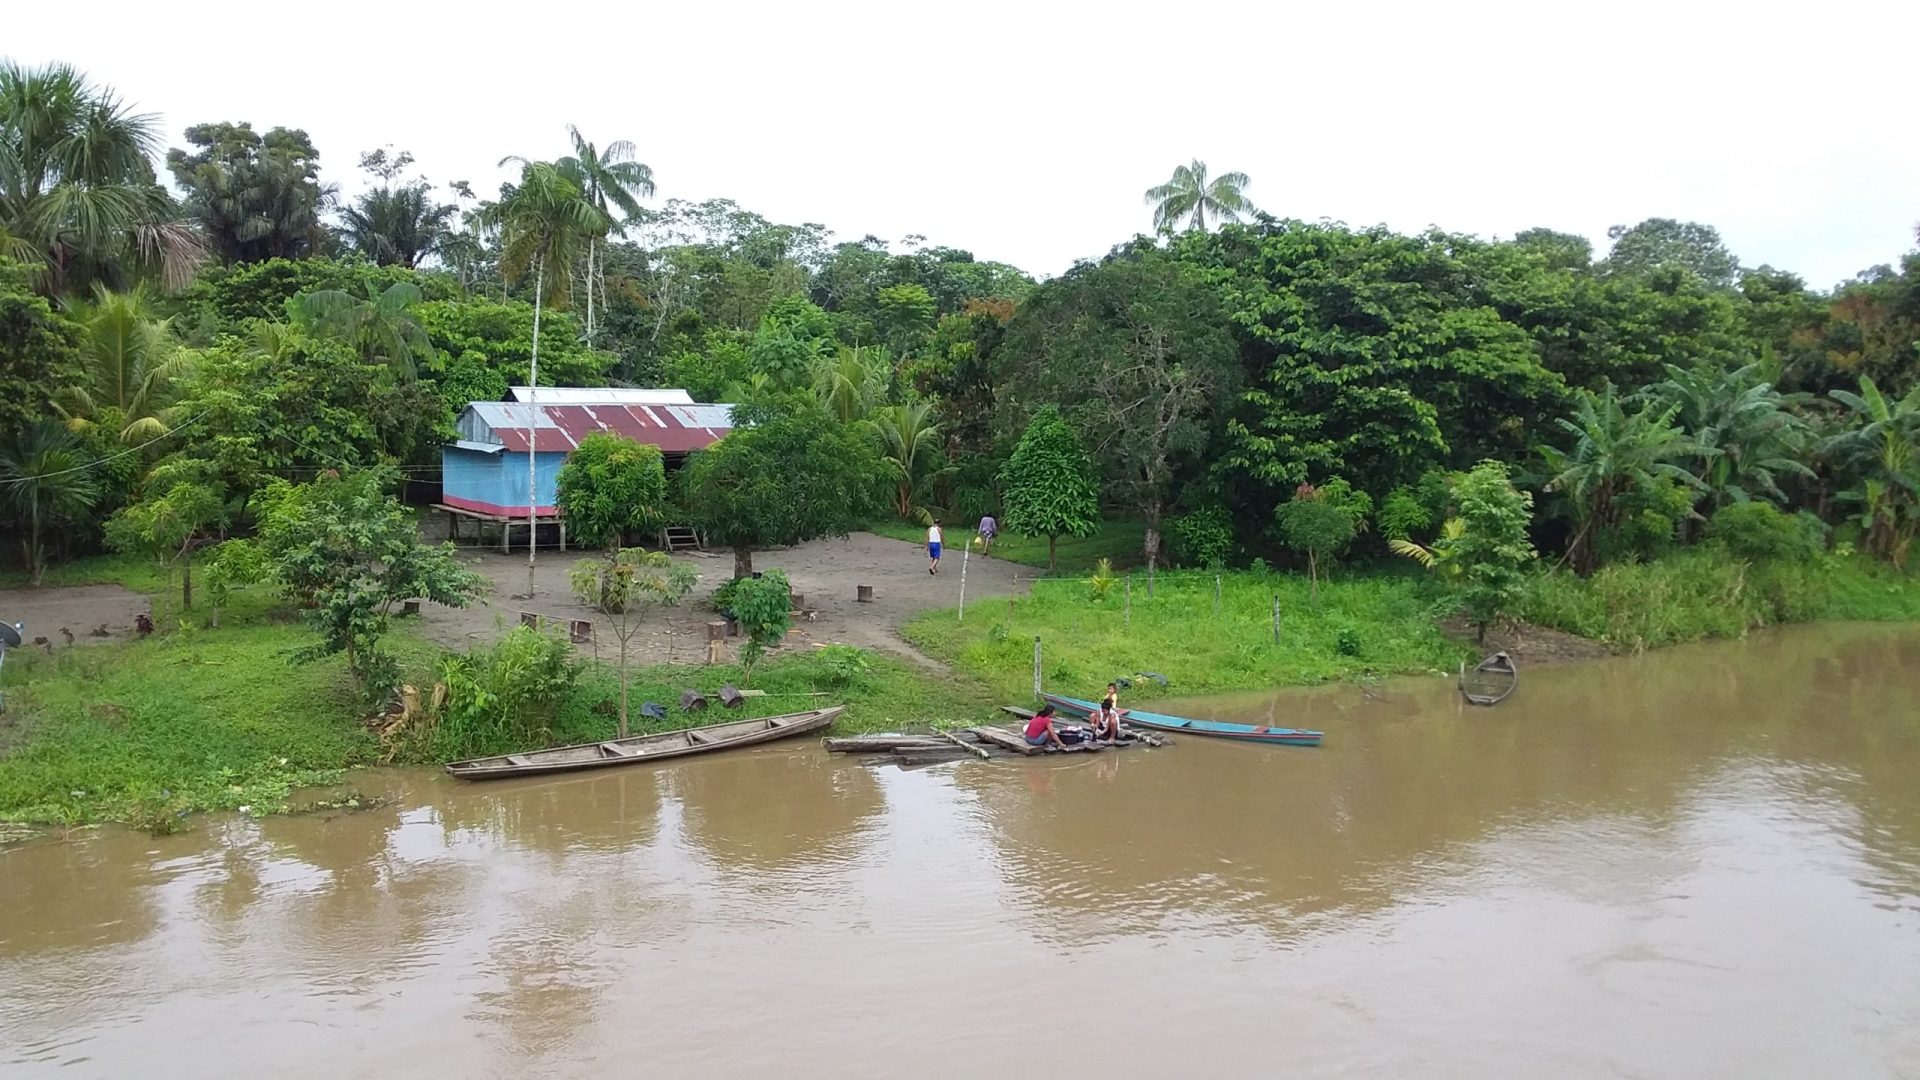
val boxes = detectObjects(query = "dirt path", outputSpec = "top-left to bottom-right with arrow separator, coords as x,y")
0,584 -> 151,649
411,532 -> 1034,667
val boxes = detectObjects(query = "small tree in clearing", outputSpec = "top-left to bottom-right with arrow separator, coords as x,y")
999,405 -> 1100,570
104,458 -> 227,612
1274,483 -> 1358,604
555,433 -> 669,553
1392,462 -> 1537,642
729,570 -> 793,686
569,548 -> 696,737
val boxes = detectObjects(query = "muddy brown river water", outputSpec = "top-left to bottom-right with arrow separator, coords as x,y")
3,624 -> 1919,1078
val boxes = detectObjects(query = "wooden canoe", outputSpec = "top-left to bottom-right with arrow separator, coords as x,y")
1039,693 -> 1323,747
1460,652 -> 1517,706
445,706 -> 845,780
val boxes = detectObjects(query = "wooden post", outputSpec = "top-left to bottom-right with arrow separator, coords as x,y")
1214,574 -> 1222,617
856,584 -> 875,603
706,638 -> 725,664
1032,636 -> 1043,699
1124,574 -> 1132,629
559,522 -> 567,552
1148,561 -> 1155,598
958,546 -> 969,623
499,519 -> 509,555
1272,595 -> 1281,644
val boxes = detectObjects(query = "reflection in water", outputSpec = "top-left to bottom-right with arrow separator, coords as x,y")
2,623 -> 1918,1078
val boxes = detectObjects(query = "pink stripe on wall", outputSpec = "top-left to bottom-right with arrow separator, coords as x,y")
444,494 -> 560,519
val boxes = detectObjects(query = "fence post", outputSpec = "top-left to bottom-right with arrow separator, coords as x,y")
1148,561 -> 1155,598
958,545 -> 969,623
1032,636 -> 1043,699
1272,595 -> 1281,644
1215,574 -> 1222,617
1124,574 -> 1132,629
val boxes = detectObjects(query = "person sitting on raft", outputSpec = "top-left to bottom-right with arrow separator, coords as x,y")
1024,704 -> 1068,749
1089,703 -> 1120,744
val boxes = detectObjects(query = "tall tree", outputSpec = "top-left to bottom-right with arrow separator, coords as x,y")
998,406 -> 1099,570
339,148 -> 455,268
1603,218 -> 1740,289
167,122 -> 332,263
554,126 -> 654,344
685,403 -> 888,578
0,62 -> 203,293
288,279 -> 435,380
1144,159 -> 1255,233
484,160 -> 602,595
1000,246 -> 1237,571
54,283 -> 193,443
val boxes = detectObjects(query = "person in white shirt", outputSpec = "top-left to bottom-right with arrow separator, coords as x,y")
927,520 -> 943,575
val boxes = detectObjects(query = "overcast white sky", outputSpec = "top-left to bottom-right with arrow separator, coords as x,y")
11,0 -> 1917,289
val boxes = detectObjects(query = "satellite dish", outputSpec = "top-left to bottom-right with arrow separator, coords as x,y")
0,622 -> 20,648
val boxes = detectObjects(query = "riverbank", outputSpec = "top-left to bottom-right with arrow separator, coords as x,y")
903,549 -> 1920,704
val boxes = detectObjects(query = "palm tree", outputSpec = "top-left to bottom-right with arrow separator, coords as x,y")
813,346 -> 886,424
1650,362 -> 1814,508
865,401 -> 954,519
0,421 -> 101,584
289,280 -> 434,380
53,284 -> 193,444
484,160 -> 601,596
1823,374 -> 1920,566
1539,383 -> 1708,573
554,126 -> 654,344
0,61 -> 203,294
1144,160 -> 1256,233
340,182 -> 456,268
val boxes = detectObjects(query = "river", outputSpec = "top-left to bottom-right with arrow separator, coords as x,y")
3,623 -> 1918,1078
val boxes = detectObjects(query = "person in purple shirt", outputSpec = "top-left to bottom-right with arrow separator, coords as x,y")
976,513 -> 997,557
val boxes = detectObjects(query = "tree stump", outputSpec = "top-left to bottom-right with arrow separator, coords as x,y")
789,592 -> 804,611
679,689 -> 709,711
706,620 -> 728,642
706,639 -> 725,665
401,600 -> 421,616
719,684 -> 745,708
857,584 -> 874,603
568,619 -> 593,644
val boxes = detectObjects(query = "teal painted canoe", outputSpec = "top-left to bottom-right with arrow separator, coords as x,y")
1040,693 -> 1323,747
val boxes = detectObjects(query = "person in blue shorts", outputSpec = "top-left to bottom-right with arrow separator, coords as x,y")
927,518 -> 943,575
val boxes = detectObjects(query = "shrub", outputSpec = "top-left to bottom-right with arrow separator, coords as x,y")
435,626 -> 581,758
1170,507 -> 1234,569
730,570 -> 793,683
1707,501 -> 1819,561
815,644 -> 873,688
1088,557 -> 1118,601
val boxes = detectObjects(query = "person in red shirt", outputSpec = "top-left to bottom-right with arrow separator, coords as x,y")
1024,704 -> 1066,749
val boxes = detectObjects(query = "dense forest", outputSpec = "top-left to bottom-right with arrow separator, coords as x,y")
5,59 -> 1919,596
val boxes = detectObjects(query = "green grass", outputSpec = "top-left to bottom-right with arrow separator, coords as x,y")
0,610 -> 407,827
1519,548 -> 1920,652
903,566 -> 1471,704
393,644 -> 998,765
864,518 -> 1148,573
0,552 -> 172,593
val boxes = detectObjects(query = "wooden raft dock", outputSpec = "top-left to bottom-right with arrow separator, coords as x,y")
822,713 -> 1170,765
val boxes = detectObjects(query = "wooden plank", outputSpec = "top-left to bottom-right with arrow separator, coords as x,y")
939,729 -> 992,760
685,730 -> 712,744
1000,705 -> 1037,719
969,726 -> 1041,756
600,742 -> 635,757
823,736 -> 949,753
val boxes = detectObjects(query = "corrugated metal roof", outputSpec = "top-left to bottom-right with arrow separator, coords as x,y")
505,386 -> 695,405
459,401 -> 734,454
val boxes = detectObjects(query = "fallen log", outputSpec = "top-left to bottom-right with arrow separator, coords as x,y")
1120,726 -> 1168,747
939,729 -> 992,760
823,736 -> 951,753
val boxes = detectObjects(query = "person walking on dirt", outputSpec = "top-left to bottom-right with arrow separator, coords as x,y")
976,513 -> 997,557
927,519 -> 943,575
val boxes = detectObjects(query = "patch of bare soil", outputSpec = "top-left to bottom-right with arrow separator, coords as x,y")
1439,615 -> 1610,666
410,532 -> 1033,668
0,584 -> 152,649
